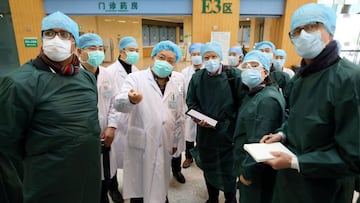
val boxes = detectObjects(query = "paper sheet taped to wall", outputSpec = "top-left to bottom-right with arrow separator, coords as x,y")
243,142 -> 296,162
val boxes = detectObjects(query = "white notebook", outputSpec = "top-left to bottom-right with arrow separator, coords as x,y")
243,142 -> 296,163
185,109 -> 218,128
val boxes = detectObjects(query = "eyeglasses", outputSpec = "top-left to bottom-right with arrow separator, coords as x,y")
203,54 -> 219,61
156,53 -> 176,66
241,62 -> 261,70
288,22 -> 322,39
124,47 -> 139,52
42,30 -> 73,40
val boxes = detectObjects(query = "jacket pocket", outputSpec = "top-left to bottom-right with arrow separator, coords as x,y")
127,127 -> 146,150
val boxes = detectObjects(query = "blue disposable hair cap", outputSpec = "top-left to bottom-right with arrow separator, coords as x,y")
201,41 -> 223,60
119,36 -> 138,50
189,43 -> 202,54
151,40 -> 182,62
242,50 -> 271,73
228,46 -> 244,56
79,33 -> 103,49
42,11 -> 79,45
274,49 -> 287,59
291,3 -> 336,35
254,41 -> 276,52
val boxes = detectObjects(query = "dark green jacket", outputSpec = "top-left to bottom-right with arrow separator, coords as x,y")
234,85 -> 285,203
274,59 -> 360,203
234,85 -> 285,178
269,70 -> 290,91
0,60 -> 101,203
186,65 -> 244,192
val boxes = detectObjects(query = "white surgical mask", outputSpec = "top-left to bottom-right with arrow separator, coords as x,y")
205,59 -> 220,73
43,35 -> 72,61
241,69 -> 263,88
273,59 -> 285,71
292,30 -> 326,59
228,56 -> 239,66
191,55 -> 202,65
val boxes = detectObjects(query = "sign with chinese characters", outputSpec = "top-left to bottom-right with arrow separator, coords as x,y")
202,0 -> 233,14
44,0 -> 192,15
24,37 -> 38,48
97,1 -> 138,12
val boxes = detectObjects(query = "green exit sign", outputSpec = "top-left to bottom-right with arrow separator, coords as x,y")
24,37 -> 38,48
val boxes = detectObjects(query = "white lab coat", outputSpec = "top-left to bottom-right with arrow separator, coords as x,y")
114,68 -> 185,203
97,66 -> 119,180
181,65 -> 202,142
106,60 -> 138,169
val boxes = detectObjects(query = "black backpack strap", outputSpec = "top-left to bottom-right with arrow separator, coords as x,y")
223,65 -> 238,107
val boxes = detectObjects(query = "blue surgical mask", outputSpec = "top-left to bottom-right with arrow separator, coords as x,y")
191,55 -> 202,65
152,59 -> 173,78
87,50 -> 105,68
291,30 -> 325,59
273,59 -> 285,71
241,69 -> 263,88
228,56 -> 238,66
205,59 -> 220,73
126,51 -> 139,65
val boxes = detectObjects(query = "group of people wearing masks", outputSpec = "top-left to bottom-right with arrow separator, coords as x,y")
1,2 -> 360,203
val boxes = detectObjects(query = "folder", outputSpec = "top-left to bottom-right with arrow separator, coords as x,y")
185,109 -> 218,128
243,142 -> 296,163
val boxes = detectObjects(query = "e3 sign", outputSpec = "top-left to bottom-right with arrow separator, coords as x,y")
202,0 -> 232,14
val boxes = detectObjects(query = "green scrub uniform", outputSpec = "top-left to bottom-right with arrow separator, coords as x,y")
269,70 -> 290,91
0,59 -> 101,203
234,85 -> 285,203
186,66 -> 243,192
274,59 -> 360,203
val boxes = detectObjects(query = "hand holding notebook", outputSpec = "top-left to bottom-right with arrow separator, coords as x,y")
243,142 -> 296,163
185,109 -> 218,128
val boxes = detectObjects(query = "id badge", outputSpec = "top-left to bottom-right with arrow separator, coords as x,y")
168,92 -> 177,109
102,80 -> 112,99
168,100 -> 177,109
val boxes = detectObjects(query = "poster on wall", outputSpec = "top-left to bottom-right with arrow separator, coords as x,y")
211,32 -> 230,65
242,26 -> 250,47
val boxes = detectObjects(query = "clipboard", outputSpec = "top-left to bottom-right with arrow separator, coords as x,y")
185,109 -> 218,128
